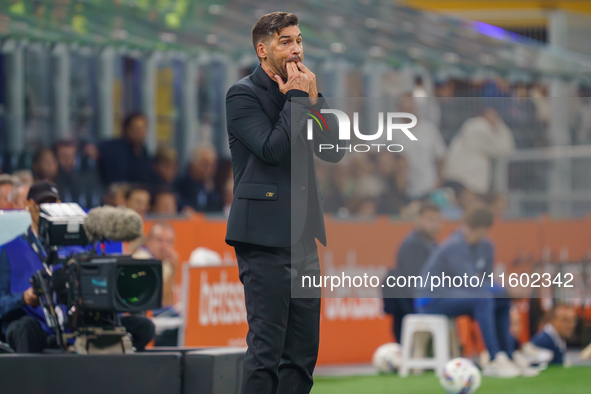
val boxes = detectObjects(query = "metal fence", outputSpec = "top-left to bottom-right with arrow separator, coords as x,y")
494,144 -> 591,218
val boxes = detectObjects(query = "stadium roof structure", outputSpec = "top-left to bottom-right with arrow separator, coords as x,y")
1,0 -> 590,80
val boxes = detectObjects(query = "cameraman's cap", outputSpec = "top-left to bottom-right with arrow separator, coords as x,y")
27,181 -> 60,204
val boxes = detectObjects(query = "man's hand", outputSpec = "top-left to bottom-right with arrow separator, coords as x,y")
275,62 -> 309,95
296,62 -> 318,105
23,287 -> 39,307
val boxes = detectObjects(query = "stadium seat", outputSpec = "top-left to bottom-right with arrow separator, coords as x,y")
398,314 -> 460,377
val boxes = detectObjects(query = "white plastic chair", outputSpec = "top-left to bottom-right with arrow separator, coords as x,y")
398,314 -> 460,377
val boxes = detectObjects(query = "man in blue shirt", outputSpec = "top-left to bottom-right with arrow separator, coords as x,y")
416,207 -> 522,377
531,303 -> 576,365
0,181 -> 61,352
0,181 -> 155,352
382,201 -> 441,342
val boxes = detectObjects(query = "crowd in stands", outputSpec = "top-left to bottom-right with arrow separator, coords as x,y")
0,112 -> 233,219
1,77 -> 591,221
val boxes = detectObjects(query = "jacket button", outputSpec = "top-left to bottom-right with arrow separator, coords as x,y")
300,186 -> 306,191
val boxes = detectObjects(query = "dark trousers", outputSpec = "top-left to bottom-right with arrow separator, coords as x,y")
5,316 -> 50,353
390,298 -> 415,343
234,236 -> 321,394
420,297 -> 513,360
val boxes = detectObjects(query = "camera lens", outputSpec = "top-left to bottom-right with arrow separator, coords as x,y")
116,265 -> 158,308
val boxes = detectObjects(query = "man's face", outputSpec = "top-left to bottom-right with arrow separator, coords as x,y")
13,185 -> 30,210
190,151 -> 217,181
153,193 -> 178,215
125,117 -> 148,146
463,226 -> 489,245
126,190 -> 150,216
260,25 -> 303,82
416,210 -> 442,239
552,306 -> 576,339
155,160 -> 178,184
26,197 -> 58,228
0,183 -> 13,209
56,145 -> 77,173
37,150 -> 58,180
26,199 -> 41,228
145,225 -> 175,261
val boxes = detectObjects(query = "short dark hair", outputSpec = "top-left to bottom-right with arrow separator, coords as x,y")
419,201 -> 440,216
464,206 -> 494,229
125,184 -> 150,201
53,139 -> 76,153
252,12 -> 298,57
123,112 -> 147,134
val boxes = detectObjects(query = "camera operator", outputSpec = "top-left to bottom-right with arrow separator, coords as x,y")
0,181 -> 155,352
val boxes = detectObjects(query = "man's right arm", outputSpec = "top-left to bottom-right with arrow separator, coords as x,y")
226,84 -> 308,165
0,248 -> 24,320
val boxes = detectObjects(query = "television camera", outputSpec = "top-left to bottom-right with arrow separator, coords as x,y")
31,203 -> 162,354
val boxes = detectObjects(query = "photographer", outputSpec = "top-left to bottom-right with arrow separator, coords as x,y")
0,181 -> 155,352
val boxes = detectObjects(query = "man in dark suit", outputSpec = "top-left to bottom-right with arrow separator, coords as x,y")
225,12 -> 345,394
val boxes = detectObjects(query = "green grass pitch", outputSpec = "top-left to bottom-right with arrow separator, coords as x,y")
312,366 -> 590,394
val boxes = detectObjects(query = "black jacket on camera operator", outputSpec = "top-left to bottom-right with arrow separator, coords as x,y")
0,181 -> 155,353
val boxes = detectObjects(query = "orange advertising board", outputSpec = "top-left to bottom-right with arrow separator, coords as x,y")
147,214 -> 591,365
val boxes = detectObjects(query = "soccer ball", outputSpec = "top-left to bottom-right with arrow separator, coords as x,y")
439,358 -> 482,394
372,343 -> 402,373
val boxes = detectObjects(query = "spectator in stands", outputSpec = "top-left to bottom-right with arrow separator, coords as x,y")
98,112 -> 154,187
0,174 -> 15,210
416,207 -> 535,377
175,146 -> 223,213
151,187 -> 179,215
440,182 -> 485,221
125,185 -> 151,217
486,191 -> 508,218
12,169 -> 34,186
53,140 -> 82,203
531,304 -> 576,365
377,153 -> 408,216
103,182 -> 130,207
8,181 -> 31,210
0,181 -> 155,352
444,108 -> 515,195
346,155 -> 382,217
53,140 -> 102,209
382,202 -> 441,343
396,94 -> 446,200
32,148 -> 58,183
151,146 -> 179,189
132,222 -> 180,346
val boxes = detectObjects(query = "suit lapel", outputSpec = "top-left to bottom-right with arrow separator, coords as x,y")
266,87 -> 286,111
252,64 -> 307,145
253,65 -> 285,110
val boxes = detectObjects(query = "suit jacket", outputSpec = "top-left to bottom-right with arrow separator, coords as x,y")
225,64 -> 344,248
